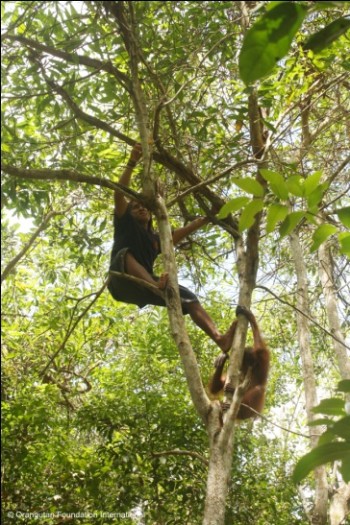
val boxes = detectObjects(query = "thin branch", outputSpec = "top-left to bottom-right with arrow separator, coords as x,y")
166,158 -> 257,207
40,279 -> 110,379
239,404 -> 314,439
1,163 -> 142,201
2,208 -> 72,282
256,285 -> 350,351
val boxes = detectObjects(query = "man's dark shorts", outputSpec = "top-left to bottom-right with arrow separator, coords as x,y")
108,248 -> 199,314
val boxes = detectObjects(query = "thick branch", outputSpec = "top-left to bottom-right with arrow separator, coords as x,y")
1,164 -> 142,202
109,270 -> 164,299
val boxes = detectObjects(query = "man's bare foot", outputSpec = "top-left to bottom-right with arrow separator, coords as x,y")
217,320 -> 238,353
157,273 -> 169,290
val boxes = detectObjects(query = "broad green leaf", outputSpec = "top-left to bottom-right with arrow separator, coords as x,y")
340,459 -> 350,483
333,416 -> 350,441
310,224 -> 337,252
337,380 -> 350,394
307,182 -> 328,209
232,177 -> 265,197
239,199 -> 264,232
308,418 -> 333,427
260,169 -> 289,200
279,211 -> 304,237
303,172 -> 322,196
218,197 -> 250,219
312,398 -> 346,416
304,17 -> 350,54
338,232 -> 350,257
336,207 -> 350,228
293,442 -> 350,483
239,3 -> 307,84
266,203 -> 289,233
286,175 -> 304,197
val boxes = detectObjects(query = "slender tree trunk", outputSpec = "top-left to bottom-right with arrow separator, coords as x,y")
318,239 -> 350,525
290,232 -> 329,525
318,240 -> 350,380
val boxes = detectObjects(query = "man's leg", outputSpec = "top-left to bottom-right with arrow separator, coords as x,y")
186,301 -> 237,353
125,252 -> 168,289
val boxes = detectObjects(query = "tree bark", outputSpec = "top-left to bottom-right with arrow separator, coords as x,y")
318,239 -> 350,525
290,232 -> 329,525
318,240 -> 350,380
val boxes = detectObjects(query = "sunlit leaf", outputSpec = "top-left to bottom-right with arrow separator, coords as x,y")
279,211 -> 304,237
310,224 -> 337,252
239,199 -> 264,232
336,207 -> 350,228
303,172 -> 323,196
239,2 -> 307,84
232,177 -> 265,197
218,197 -> 250,219
286,175 -> 304,197
266,203 -> 289,233
338,232 -> 350,257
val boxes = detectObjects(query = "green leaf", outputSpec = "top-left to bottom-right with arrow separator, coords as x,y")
312,398 -> 345,416
340,459 -> 350,483
303,172 -> 323,196
266,203 -> 289,233
307,182 -> 328,210
304,17 -> 350,54
337,380 -> 350,394
333,416 -> 350,441
308,418 -> 334,427
293,442 -> 350,483
279,211 -> 304,237
239,3 -> 307,84
232,178 -> 265,197
286,175 -> 304,197
260,169 -> 289,200
239,199 -> 264,232
310,224 -> 337,252
217,197 -> 250,219
336,207 -> 350,228
338,232 -> 350,257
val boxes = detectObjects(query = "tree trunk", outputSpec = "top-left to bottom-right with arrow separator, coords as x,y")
290,232 -> 329,525
318,239 -> 350,525
203,406 -> 236,525
318,240 -> 350,380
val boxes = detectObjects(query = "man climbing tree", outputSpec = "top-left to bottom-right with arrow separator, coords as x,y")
108,143 -> 237,353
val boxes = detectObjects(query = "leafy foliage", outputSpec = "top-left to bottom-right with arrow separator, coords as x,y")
1,1 -> 349,523
293,381 -> 350,483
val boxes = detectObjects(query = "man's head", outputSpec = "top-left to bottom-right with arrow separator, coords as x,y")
127,200 -> 152,229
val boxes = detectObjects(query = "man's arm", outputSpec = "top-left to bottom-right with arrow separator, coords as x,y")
114,143 -> 142,218
172,216 -> 210,245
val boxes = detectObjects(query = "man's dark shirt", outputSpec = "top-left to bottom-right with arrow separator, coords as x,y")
110,210 -> 160,275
